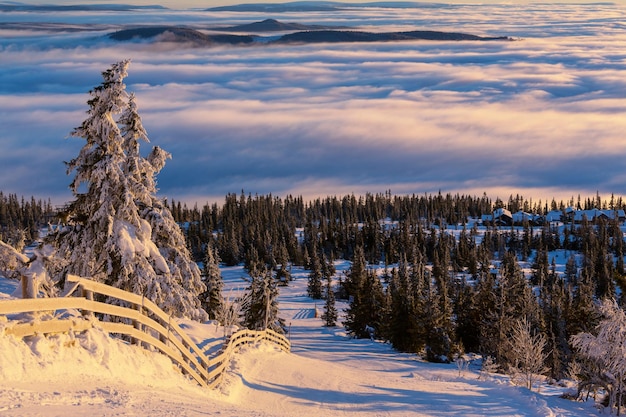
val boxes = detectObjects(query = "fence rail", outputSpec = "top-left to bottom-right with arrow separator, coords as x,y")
0,275 -> 290,389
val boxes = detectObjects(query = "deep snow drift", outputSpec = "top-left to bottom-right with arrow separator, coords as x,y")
0,263 -> 601,416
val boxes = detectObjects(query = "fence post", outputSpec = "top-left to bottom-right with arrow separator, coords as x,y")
132,301 -> 142,346
21,274 -> 30,299
21,273 -> 38,299
81,287 -> 93,318
159,314 -> 171,347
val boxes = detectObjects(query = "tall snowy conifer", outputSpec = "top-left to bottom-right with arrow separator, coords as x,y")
344,246 -> 386,339
242,268 -> 284,333
387,255 -> 422,352
307,246 -> 324,299
49,61 -> 206,320
322,272 -> 337,327
201,241 -> 224,320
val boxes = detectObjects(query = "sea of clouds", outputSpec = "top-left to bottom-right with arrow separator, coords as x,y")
1,3 -> 626,205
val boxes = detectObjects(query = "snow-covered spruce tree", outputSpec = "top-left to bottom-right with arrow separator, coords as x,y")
344,246 -> 386,339
322,272 -> 337,327
341,244 -> 367,302
50,60 -> 131,284
387,253 -> 429,354
242,268 -> 284,333
200,241 -> 224,320
479,251 -> 540,368
427,233 -> 456,362
48,60 -> 206,320
307,247 -> 323,299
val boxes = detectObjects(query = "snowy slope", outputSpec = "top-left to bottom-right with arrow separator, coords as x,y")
0,264 -> 599,416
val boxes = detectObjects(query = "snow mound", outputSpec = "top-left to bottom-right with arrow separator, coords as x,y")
0,326 -> 200,390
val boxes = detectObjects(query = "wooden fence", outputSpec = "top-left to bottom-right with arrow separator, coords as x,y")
0,275 -> 290,389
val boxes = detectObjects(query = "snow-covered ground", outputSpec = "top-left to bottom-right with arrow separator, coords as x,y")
0,264 -> 599,416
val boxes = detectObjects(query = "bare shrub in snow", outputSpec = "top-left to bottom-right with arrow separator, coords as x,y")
478,355 -> 499,381
508,317 -> 548,391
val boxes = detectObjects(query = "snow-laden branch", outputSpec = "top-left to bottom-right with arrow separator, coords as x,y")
571,299 -> 626,415
0,240 -> 57,298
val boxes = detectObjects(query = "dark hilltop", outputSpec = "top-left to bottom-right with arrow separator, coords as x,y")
107,20 -> 513,47
275,29 -> 510,43
213,18 -> 347,32
108,27 -> 255,46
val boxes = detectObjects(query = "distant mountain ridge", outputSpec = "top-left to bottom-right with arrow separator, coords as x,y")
214,18 -> 347,32
108,22 -> 512,46
276,30 -> 509,43
108,27 -> 254,46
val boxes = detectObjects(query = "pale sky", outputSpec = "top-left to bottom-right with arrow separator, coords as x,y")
16,0 -> 626,9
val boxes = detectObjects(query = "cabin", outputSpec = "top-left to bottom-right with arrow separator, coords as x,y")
482,207 -> 625,227
481,208 -> 513,226
511,210 -> 543,226
567,208 -> 626,224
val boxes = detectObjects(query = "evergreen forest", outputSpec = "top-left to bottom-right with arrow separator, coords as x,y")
4,188 -> 626,383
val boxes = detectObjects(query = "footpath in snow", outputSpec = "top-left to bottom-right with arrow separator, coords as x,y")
0,265 -> 600,416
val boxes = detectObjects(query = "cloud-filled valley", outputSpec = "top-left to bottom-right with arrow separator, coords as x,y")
1,2 -> 626,205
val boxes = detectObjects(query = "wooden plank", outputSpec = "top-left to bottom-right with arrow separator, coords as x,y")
81,299 -> 212,383
0,294 -> 212,385
99,322 -> 208,388
3,311 -> 208,387
0,297 -> 86,315
5,318 -> 93,338
208,357 -> 229,380
0,277 -> 291,390
66,275 -> 211,370
66,275 -> 145,308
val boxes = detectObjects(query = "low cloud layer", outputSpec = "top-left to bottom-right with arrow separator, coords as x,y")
1,3 -> 626,205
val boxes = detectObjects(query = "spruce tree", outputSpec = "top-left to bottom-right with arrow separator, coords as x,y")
343,245 -> 368,337
539,262 -> 572,380
494,252 -> 541,369
454,278 -> 480,354
387,255 -> 422,352
341,244 -> 367,301
242,268 -> 284,333
307,247 -> 324,299
274,241 -> 292,285
201,241 -> 224,320
322,273 -> 337,327
51,60 -> 132,284
422,267 -> 452,362
475,265 -> 499,358
48,60 -> 206,320
567,269 -> 598,336
343,245 -> 386,339
425,233 -> 455,362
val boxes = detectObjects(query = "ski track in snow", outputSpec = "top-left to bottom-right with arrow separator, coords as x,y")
0,265 -> 600,416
